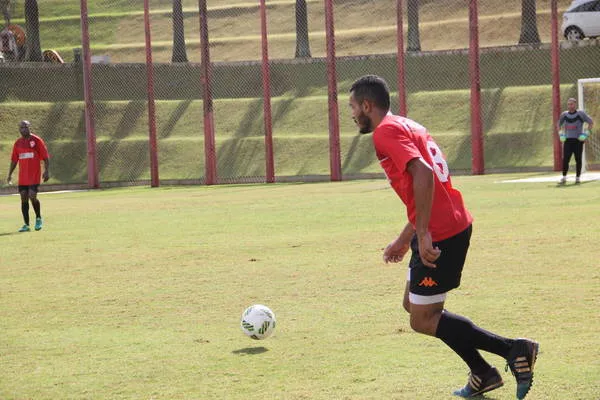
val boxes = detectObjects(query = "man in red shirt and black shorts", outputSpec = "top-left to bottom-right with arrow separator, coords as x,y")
7,120 -> 50,232
349,75 -> 538,399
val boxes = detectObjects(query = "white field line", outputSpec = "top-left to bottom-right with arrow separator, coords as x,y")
499,172 -> 600,183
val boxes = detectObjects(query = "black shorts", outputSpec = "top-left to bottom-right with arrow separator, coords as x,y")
408,225 -> 472,296
18,184 -> 40,193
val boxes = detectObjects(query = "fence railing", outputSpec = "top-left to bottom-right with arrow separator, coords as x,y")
0,0 -> 598,190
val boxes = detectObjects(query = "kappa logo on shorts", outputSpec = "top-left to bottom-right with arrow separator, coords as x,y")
418,277 -> 438,287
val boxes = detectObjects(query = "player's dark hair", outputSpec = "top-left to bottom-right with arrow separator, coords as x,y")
350,75 -> 390,111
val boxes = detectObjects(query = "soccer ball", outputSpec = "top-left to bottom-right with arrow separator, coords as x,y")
240,304 -> 276,340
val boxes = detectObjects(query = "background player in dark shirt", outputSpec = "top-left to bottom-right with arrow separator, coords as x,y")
557,98 -> 594,184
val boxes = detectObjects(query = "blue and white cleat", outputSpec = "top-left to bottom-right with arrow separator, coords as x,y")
18,224 -> 30,232
453,367 -> 504,398
506,338 -> 539,399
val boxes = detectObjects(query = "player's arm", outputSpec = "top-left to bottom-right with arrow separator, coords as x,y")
383,222 -> 414,264
557,114 -> 567,142
556,114 -> 565,132
407,157 -> 441,268
584,113 -> 593,131
578,112 -> 594,141
7,160 -> 17,184
7,143 -> 18,184
42,158 -> 50,182
38,139 -> 50,182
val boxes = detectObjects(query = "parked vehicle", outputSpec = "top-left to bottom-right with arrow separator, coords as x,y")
562,0 -> 600,41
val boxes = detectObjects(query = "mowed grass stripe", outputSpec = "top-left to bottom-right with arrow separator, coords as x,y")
0,176 -> 598,399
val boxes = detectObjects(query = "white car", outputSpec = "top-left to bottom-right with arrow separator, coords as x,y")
562,0 -> 600,40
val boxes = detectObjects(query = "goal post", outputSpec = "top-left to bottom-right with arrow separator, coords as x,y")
578,78 -> 600,173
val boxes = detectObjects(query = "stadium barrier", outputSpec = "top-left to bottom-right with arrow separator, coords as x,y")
0,0 -> 598,190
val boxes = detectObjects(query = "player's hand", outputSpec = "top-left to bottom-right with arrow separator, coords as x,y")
6,175 -> 12,185
383,237 -> 410,264
417,232 -> 441,268
42,170 -> 49,182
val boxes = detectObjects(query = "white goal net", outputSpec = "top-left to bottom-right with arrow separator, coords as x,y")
579,78 -> 600,173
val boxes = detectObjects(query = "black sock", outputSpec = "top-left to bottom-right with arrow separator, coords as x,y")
436,310 -> 491,375
21,202 -> 30,225
32,199 -> 41,218
436,310 -> 513,359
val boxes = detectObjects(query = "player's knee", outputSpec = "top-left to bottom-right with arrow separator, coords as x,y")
410,310 -> 441,335
409,314 -> 428,334
402,297 -> 411,314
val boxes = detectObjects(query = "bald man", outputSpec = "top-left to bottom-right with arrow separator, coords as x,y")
7,121 -> 50,231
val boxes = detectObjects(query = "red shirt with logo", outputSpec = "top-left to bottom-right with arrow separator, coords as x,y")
11,133 -> 49,186
373,114 -> 472,242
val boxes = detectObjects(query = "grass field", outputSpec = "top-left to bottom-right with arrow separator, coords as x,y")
1,174 -> 599,399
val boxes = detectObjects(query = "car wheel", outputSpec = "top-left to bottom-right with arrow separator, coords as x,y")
565,26 -> 584,41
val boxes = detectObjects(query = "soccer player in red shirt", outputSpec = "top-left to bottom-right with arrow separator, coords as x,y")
349,75 -> 538,399
6,120 -> 50,232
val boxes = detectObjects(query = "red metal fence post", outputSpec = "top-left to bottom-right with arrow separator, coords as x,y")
199,0 -> 217,185
79,0 -> 99,188
144,0 -> 159,187
396,0 -> 407,116
259,0 -> 275,183
551,0 -> 562,171
324,0 -> 341,181
469,0 -> 484,175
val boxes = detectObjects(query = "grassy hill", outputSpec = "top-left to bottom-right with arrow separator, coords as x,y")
0,84 -> 587,184
3,0 -> 575,63
1,0 -> 598,185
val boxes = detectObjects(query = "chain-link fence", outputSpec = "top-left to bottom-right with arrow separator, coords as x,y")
580,79 -> 600,169
1,0 -> 599,190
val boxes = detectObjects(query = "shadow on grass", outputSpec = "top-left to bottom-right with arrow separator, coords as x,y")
555,180 -> 597,188
0,232 -> 19,237
159,100 -> 192,139
232,346 -> 269,355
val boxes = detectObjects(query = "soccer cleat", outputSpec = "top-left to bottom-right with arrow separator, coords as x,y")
575,177 -> 581,184
453,367 -> 504,398
34,217 -> 43,231
18,224 -> 30,232
506,338 -> 539,400
558,176 -> 567,185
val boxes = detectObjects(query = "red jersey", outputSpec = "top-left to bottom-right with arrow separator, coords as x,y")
11,133 -> 49,186
373,114 -> 472,242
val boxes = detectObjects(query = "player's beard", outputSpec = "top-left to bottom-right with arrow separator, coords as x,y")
354,112 -> 373,134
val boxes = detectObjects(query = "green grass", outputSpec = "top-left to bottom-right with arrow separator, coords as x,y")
0,84 -> 583,183
0,174 -> 599,399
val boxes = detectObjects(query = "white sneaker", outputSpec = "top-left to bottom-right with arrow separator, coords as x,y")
559,176 -> 567,185
575,177 -> 581,184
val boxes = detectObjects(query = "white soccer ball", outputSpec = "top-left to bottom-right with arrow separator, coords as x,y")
241,304 -> 276,340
